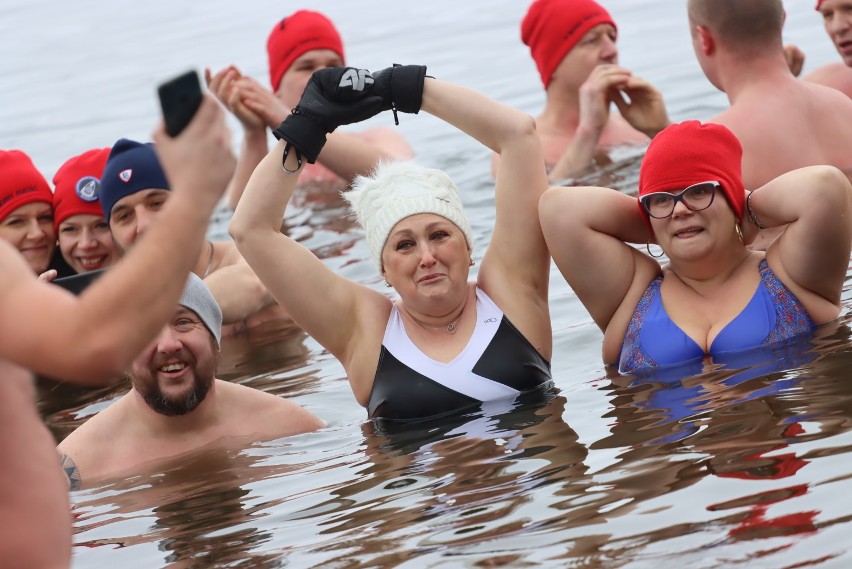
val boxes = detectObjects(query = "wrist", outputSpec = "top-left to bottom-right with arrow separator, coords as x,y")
746,190 -> 767,229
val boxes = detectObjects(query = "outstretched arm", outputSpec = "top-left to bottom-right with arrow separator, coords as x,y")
0,95 -> 235,384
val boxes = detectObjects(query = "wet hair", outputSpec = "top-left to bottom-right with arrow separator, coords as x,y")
688,0 -> 784,53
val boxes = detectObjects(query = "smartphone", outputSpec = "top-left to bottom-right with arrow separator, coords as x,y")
53,269 -> 106,295
157,70 -> 203,137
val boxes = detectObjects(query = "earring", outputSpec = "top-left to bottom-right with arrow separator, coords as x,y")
384,280 -> 392,288
646,238 -> 664,259
735,223 -> 744,244
469,259 -> 475,267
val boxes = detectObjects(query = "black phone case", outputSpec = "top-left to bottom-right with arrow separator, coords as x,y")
157,70 -> 203,137
52,269 -> 106,295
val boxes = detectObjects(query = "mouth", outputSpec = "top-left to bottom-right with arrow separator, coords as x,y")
418,273 -> 444,284
673,226 -> 704,239
157,361 -> 189,378
76,255 -> 108,270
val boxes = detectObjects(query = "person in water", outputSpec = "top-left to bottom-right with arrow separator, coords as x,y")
799,0 -> 852,99
506,0 -> 670,181
58,273 -> 323,488
206,9 -> 413,209
230,65 -> 553,421
51,147 -> 120,275
538,120 -> 852,374
0,150 -> 58,275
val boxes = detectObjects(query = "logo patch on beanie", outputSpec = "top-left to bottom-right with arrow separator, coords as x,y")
75,176 -> 100,202
119,169 -> 133,183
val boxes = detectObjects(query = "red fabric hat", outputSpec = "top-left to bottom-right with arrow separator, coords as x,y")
638,120 -> 745,224
52,147 -> 110,231
521,0 -> 616,88
267,10 -> 345,91
0,150 -> 53,223
816,1 -> 824,10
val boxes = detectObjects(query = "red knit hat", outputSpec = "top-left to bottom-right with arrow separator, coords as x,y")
52,147 -> 110,231
816,0 -> 824,9
267,10 -> 345,91
0,150 -> 53,223
638,120 -> 745,224
521,0 -> 617,88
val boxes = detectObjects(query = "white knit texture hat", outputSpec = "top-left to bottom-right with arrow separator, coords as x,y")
344,161 -> 473,270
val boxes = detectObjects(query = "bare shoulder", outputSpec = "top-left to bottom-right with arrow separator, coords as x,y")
804,63 -> 852,98
217,380 -> 324,434
57,395 -> 129,483
354,127 -> 414,159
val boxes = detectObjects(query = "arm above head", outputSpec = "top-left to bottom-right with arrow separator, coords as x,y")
0,95 -> 234,384
539,185 -> 658,332
753,166 -> 852,311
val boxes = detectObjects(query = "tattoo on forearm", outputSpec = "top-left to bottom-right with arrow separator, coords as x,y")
59,452 -> 81,491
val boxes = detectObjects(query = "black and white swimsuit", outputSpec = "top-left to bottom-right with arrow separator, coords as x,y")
366,288 -> 551,421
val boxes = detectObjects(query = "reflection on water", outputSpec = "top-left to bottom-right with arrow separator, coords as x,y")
9,0 -> 852,566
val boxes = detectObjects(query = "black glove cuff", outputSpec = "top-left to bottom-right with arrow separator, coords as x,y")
271,111 -> 327,164
391,65 -> 427,114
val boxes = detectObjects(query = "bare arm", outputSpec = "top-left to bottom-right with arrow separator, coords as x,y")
418,78 -> 552,353
753,166 -> 852,314
0,95 -> 234,384
204,259 -> 276,325
229,141 -> 385,373
539,185 -> 658,332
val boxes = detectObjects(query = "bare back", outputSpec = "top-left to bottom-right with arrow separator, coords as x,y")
712,78 -> 852,189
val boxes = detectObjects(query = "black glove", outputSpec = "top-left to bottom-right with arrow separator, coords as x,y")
272,67 -> 385,164
370,64 -> 428,124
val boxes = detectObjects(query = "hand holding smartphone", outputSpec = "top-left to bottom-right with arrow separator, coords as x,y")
157,70 -> 203,137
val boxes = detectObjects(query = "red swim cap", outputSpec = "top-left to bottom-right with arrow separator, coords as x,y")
52,147 -> 110,231
638,121 -> 745,224
0,150 -> 53,223
267,10 -> 345,91
521,0 -> 617,88
816,0 -> 824,10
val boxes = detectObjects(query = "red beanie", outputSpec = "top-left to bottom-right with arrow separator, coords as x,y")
267,10 -> 345,91
638,121 -> 745,224
0,150 -> 53,223
52,147 -> 110,231
521,0 -> 616,88
816,1 -> 824,9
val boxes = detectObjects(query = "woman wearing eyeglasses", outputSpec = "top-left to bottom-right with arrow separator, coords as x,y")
539,120 -> 852,374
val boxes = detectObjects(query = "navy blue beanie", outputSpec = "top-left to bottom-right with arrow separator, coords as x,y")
100,138 -> 170,222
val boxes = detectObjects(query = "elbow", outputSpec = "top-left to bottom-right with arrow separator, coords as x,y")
812,166 -> 852,216
228,217 -> 250,247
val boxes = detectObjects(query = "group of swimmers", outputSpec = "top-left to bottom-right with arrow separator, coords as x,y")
3,0 -> 852,566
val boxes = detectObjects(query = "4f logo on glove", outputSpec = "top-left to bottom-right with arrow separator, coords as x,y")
338,68 -> 374,92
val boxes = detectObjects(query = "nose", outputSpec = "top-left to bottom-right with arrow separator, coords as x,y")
418,242 -> 437,267
78,227 -> 98,249
135,206 -> 154,238
671,196 -> 693,217
25,219 -> 46,241
600,36 -> 618,62
155,325 -> 183,354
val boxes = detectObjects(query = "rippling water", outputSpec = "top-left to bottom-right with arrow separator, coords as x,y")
4,0 -> 852,567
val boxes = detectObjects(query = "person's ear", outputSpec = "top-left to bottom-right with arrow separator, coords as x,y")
697,25 -> 715,56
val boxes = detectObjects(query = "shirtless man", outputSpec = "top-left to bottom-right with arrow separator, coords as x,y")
802,0 -> 852,98
688,0 -> 852,191
58,274 -> 323,488
206,9 -> 413,209
0,94 -> 234,568
100,138 -> 284,332
512,0 -> 669,182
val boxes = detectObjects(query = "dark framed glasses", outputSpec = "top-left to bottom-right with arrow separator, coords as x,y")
640,181 -> 719,219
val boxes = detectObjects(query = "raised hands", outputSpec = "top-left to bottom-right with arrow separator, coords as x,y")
611,74 -> 670,138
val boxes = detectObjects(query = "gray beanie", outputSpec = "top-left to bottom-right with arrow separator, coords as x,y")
179,273 -> 223,346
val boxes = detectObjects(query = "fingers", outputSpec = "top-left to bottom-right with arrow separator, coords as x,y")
38,269 -> 57,283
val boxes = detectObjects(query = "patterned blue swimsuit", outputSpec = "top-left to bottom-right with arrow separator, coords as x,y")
619,260 -> 816,373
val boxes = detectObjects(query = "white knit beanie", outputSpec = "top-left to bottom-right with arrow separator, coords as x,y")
344,161 -> 473,270
178,273 -> 223,347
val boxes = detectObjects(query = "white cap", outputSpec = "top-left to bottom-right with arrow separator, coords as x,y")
178,273 -> 223,346
343,161 -> 473,270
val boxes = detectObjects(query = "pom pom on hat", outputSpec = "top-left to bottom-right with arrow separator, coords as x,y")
0,150 -> 53,223
344,161 -> 474,271
638,120 -> 745,224
267,10 -> 345,91
522,0 -> 616,88
100,139 -> 170,223
179,273 -> 223,347
52,147 -> 110,231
